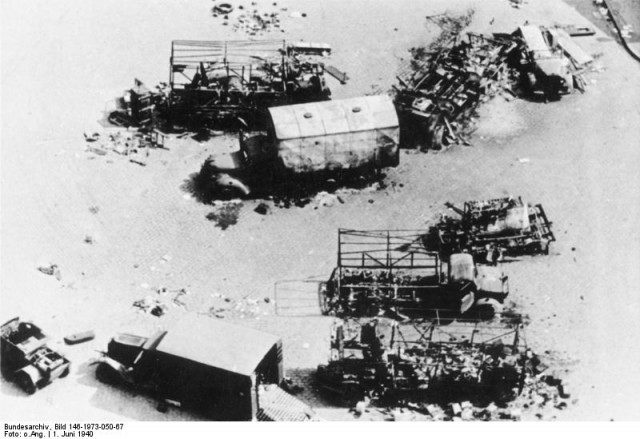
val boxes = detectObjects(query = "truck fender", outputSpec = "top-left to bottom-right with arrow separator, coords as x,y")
473,298 -> 503,320
214,173 -> 251,198
460,291 -> 475,315
95,357 -> 134,385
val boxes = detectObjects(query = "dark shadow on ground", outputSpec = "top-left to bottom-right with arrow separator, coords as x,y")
284,367 -> 351,409
76,360 -> 208,421
181,169 -> 389,207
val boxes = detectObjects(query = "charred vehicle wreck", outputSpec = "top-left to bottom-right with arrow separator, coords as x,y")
426,197 -> 555,262
198,95 -> 400,198
320,229 -> 509,320
317,317 -> 530,405
93,317 -> 318,421
109,40 -> 334,131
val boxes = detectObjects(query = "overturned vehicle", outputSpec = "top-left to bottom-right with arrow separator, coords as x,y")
198,95 -> 400,198
317,317 -> 530,404
1,317 -> 71,394
320,229 -> 509,320
426,197 -> 555,262
93,317 -> 318,421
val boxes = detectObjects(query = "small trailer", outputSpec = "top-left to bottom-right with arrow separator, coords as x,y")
1,317 -> 71,394
199,95 -> 400,198
93,317 -> 317,421
320,229 -> 509,319
317,317 -> 529,404
429,197 -> 555,262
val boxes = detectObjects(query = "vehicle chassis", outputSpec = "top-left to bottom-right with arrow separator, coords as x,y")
432,197 -> 555,261
320,229 -> 507,319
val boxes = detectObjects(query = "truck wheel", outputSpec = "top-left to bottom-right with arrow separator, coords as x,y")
96,362 -> 119,385
475,299 -> 502,320
16,371 -> 37,395
220,186 -> 246,200
344,384 -> 362,404
539,241 -> 549,255
59,365 -> 70,378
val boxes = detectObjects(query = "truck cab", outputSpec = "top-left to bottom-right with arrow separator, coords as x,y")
95,318 -> 317,421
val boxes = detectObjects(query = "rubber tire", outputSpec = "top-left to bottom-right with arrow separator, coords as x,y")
475,299 -> 501,320
17,371 -> 37,395
218,184 -> 247,200
539,241 -> 549,255
59,365 -> 70,378
95,362 -> 120,385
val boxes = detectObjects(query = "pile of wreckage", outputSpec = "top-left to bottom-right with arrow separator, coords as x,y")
395,20 -> 597,150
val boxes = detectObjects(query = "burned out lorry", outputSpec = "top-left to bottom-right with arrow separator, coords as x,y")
427,197 -> 555,262
198,95 -> 400,198
317,317 -> 530,404
320,229 -> 509,320
93,317 -> 317,421
1,317 -> 71,394
109,40 -> 334,131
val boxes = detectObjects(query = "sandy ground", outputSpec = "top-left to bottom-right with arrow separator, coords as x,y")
1,0 -> 640,422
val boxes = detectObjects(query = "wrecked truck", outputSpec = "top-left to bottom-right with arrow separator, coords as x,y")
93,317 -> 318,421
1,317 -> 71,394
108,40 -> 335,131
317,317 -> 529,404
427,197 -> 555,262
515,25 -> 574,100
320,229 -> 509,320
198,95 -> 400,198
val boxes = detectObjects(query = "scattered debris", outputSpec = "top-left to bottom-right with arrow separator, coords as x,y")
324,64 -> 349,84
254,202 -> 271,215
37,264 -> 62,281
212,3 -> 234,15
132,287 -> 189,317
203,293 -> 269,319
83,128 -> 164,163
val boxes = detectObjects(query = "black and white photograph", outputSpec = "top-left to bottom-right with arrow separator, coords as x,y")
1,0 -> 639,433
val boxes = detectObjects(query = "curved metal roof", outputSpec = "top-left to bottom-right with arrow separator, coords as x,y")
156,316 -> 281,377
268,95 -> 398,141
